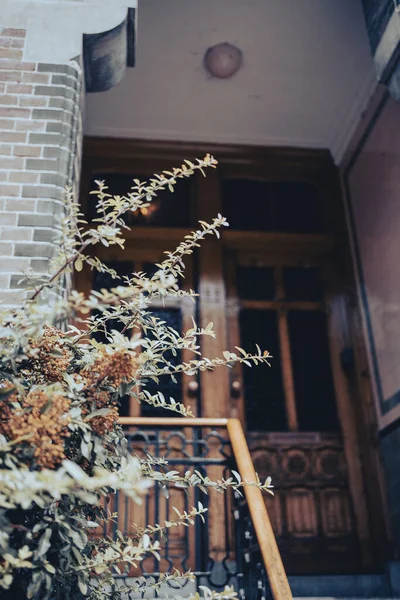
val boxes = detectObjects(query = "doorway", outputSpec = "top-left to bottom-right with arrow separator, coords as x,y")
78,138 -> 388,574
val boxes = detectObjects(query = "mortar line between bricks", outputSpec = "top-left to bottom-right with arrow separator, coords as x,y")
33,108 -> 76,117
14,183 -> 66,189
4,144 -> 74,150
15,169 -> 71,175
28,146 -> 74,150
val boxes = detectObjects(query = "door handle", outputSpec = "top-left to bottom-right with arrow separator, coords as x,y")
231,380 -> 241,398
187,380 -> 199,397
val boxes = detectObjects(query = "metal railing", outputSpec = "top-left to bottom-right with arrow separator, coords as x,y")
113,417 -> 292,600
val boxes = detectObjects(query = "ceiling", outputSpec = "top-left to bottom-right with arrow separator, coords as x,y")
84,0 -> 377,164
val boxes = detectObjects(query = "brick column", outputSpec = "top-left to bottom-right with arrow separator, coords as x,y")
0,1 -> 136,305
0,28 -> 84,304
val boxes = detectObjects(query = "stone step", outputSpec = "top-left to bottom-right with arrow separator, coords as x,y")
288,571 -> 399,599
110,562 -> 400,598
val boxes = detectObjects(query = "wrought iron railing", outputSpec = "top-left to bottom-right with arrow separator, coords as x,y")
106,417 -> 292,600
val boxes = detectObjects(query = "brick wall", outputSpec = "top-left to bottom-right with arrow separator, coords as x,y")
0,27 -> 84,305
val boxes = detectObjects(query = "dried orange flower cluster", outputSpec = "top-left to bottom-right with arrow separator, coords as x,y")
0,388 -> 71,469
84,349 -> 138,388
81,349 -> 138,436
90,407 -> 120,437
0,328 -> 139,467
27,325 -> 72,383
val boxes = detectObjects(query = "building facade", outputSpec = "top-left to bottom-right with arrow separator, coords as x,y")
1,1 -> 400,597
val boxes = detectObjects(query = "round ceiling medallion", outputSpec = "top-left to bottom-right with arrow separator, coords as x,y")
204,42 -> 243,79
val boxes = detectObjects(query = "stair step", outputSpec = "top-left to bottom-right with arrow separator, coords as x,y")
289,573 -> 395,599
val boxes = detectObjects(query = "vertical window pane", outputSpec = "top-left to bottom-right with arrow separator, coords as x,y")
237,266 -> 275,300
141,308 -> 183,418
222,180 -> 272,230
92,260 -> 133,336
272,182 -> 323,233
239,309 -> 287,431
142,262 -> 160,279
283,267 -> 323,301
92,261 -> 133,416
88,173 -> 192,227
288,311 -> 339,431
93,260 -> 133,290
222,179 -> 323,233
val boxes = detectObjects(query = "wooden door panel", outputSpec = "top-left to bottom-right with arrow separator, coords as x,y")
248,432 -> 359,573
225,247 -> 369,573
79,244 -> 198,569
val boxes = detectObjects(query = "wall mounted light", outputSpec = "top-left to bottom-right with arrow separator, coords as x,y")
204,42 -> 242,79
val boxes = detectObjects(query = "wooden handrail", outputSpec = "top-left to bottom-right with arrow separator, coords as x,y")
118,416 -> 292,600
119,417 -> 229,427
227,419 -> 292,600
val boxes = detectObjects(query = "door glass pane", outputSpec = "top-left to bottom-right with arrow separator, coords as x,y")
93,266 -> 184,418
237,266 -> 275,300
92,260 -> 134,416
288,310 -> 339,431
88,173 -> 192,227
239,309 -> 287,431
222,180 -> 272,230
92,260 -> 133,337
283,267 -> 323,301
272,182 -> 323,233
222,179 -> 323,233
142,261 -> 160,279
141,308 -> 183,418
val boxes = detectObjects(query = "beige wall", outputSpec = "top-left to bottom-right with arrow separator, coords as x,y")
85,0 -> 375,163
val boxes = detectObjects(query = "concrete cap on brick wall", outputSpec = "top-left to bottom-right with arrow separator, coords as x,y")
2,0 -> 137,92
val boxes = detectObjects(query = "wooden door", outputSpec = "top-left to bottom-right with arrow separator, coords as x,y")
224,247 -> 366,573
76,229 -> 200,575
79,139 -> 388,575
215,173 -> 374,574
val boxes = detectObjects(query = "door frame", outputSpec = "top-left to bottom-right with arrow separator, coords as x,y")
79,136 -> 391,568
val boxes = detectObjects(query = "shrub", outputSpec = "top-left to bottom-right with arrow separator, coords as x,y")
0,156 -> 272,599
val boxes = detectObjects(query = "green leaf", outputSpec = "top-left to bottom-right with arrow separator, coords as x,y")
235,346 -> 248,357
86,521 -> 99,528
231,470 -> 241,484
27,573 -> 44,599
78,575 -> 88,596
62,460 -> 87,482
0,385 -> 16,398
85,408 -> 111,419
40,399 -> 53,414
45,563 -> 56,574
37,528 -> 52,558
70,528 -> 87,549
49,348 -> 64,357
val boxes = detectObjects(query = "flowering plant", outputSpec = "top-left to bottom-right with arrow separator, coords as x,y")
0,156 -> 272,599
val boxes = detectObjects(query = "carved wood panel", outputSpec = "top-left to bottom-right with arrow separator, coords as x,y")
249,432 -> 360,574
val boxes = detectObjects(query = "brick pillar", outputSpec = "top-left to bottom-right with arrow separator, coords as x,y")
0,28 -> 84,304
0,1 -> 136,305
